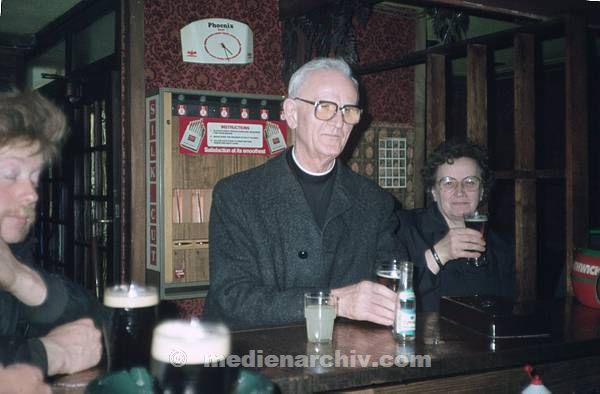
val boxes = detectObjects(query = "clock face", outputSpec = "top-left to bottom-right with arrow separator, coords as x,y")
203,32 -> 242,61
181,18 -> 253,64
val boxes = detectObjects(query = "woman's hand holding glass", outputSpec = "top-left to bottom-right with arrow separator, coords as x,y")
431,227 -> 486,271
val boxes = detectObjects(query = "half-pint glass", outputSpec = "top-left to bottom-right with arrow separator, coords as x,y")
464,212 -> 489,267
376,260 -> 403,292
304,291 -> 337,343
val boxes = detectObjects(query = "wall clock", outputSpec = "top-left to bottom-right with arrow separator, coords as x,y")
181,18 -> 253,64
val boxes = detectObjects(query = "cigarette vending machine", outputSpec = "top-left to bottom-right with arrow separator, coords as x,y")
145,88 -> 288,299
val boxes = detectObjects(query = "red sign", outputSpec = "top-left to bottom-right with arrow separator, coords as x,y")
178,116 -> 288,156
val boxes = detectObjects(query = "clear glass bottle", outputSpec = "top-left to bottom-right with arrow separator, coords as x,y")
393,260 -> 416,341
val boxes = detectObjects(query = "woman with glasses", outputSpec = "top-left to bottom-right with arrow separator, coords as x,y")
397,139 -> 515,311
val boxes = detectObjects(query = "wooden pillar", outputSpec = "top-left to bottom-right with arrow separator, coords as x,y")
513,33 -> 537,302
466,44 -> 488,146
125,0 -> 147,284
426,54 -> 446,157
565,14 -> 589,296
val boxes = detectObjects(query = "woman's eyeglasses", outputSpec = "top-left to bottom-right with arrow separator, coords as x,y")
294,97 -> 362,125
437,176 -> 482,192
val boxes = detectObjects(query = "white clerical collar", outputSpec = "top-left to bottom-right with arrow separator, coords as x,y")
291,147 -> 335,176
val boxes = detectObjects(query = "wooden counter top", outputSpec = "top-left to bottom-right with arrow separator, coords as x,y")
232,299 -> 600,393
52,298 -> 600,393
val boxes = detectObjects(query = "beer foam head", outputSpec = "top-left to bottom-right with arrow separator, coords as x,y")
377,270 -> 401,279
151,320 -> 231,364
103,284 -> 159,308
464,217 -> 487,222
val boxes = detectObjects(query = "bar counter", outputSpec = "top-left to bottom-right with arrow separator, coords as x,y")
53,298 -> 600,393
232,298 -> 600,393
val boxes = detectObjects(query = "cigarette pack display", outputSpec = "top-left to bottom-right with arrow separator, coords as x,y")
179,119 -> 206,152
146,88 -> 286,299
264,121 -> 287,154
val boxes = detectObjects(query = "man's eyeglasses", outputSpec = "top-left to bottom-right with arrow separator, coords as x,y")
437,176 -> 482,192
294,97 -> 362,125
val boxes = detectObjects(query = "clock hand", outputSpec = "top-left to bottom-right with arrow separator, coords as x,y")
220,43 -> 234,59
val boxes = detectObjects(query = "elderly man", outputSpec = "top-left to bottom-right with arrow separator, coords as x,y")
0,90 -> 103,379
204,58 -> 403,329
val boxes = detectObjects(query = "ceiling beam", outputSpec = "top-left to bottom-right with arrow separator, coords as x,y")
280,0 -> 600,25
377,0 -> 599,21
352,18 -> 563,74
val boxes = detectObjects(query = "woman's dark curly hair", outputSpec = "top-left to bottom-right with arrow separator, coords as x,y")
422,138 -> 494,203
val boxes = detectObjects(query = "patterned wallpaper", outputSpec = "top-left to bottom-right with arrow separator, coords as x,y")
145,0 -> 286,95
144,0 -> 415,122
144,0 -> 416,317
356,11 -> 416,124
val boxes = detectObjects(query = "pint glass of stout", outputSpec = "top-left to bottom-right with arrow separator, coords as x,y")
376,260 -> 403,292
463,212 -> 489,267
151,320 -> 237,394
103,284 -> 158,371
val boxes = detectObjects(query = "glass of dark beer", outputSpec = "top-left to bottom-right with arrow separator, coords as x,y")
376,260 -> 403,292
150,320 -> 237,394
103,283 -> 159,371
463,211 -> 489,267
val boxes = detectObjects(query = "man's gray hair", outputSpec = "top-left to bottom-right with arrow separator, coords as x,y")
287,58 -> 359,98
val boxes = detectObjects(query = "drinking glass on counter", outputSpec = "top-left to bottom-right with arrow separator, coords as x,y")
463,211 -> 489,267
304,291 -> 337,343
151,320 -> 236,394
376,260 -> 403,292
103,284 -> 159,371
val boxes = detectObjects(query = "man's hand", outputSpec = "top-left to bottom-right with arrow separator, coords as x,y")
331,281 -> 396,326
40,318 -> 102,376
435,227 -> 486,264
0,238 -> 47,306
0,363 -> 51,394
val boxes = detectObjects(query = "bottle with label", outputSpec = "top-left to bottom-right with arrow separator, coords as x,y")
393,260 -> 416,341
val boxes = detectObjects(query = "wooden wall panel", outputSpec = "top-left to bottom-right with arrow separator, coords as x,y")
513,33 -> 537,301
426,54 -> 446,157
126,0 -> 146,284
565,14 -> 589,296
466,44 -> 488,146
